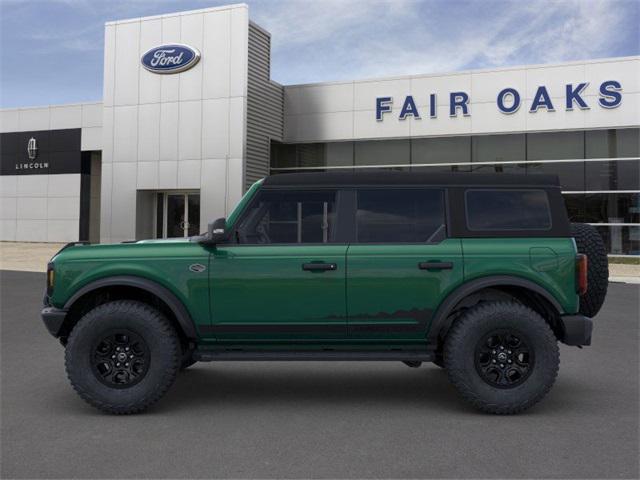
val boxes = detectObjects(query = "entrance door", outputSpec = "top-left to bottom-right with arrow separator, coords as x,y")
207,188 -> 348,342
346,188 -> 463,341
155,192 -> 200,238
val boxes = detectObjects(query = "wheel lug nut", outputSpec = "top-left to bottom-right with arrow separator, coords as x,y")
500,346 -> 504,350
507,350 -> 511,354
500,364 -> 504,368
111,355 -> 115,359
129,355 -> 134,359
508,360 -> 512,363
492,350 -> 496,354
492,359 -> 496,363
116,362 -> 120,366
125,363 -> 129,367
125,347 -> 130,351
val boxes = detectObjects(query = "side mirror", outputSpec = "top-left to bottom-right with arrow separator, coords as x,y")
192,217 -> 228,244
208,217 -> 228,244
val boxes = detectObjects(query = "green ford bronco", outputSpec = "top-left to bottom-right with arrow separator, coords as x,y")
42,172 -> 608,414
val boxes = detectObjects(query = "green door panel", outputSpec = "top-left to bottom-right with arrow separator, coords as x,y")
462,238 -> 578,313
208,245 -> 348,341
346,239 -> 464,341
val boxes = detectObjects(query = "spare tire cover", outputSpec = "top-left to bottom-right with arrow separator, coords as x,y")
571,223 -> 609,317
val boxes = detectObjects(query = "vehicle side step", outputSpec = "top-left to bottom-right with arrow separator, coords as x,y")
193,350 -> 433,362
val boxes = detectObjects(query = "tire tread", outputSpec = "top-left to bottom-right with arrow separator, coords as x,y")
444,301 -> 559,414
65,300 -> 180,415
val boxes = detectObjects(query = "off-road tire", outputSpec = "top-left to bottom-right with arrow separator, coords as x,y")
444,301 -> 559,414
65,300 -> 180,414
571,222 -> 609,317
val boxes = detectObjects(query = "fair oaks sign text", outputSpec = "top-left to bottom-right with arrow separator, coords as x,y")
375,80 -> 622,121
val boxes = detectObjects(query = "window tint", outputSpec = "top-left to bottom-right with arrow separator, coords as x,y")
236,190 -> 337,244
466,190 -> 551,230
356,189 -> 445,243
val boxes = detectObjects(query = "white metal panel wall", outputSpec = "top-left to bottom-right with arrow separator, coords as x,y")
0,174 -> 81,242
0,103 -> 102,149
283,57 -> 640,143
100,4 -> 250,243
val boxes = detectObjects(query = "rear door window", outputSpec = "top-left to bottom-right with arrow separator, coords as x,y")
465,189 -> 552,231
356,188 -> 445,243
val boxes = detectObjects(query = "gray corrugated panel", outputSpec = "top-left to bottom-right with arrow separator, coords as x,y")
245,24 -> 284,190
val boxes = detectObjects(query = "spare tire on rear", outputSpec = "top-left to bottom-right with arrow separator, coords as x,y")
571,223 -> 609,317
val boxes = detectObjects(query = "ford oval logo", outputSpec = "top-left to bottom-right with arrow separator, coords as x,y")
141,44 -> 201,74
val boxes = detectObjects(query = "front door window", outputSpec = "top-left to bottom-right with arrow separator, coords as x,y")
155,192 -> 200,238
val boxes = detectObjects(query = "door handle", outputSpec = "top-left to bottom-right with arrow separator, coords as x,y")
302,263 -> 337,272
418,261 -> 453,270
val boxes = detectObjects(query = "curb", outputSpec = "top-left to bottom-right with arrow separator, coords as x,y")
609,276 -> 640,284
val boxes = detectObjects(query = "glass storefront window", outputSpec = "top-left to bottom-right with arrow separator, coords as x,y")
585,159 -> 640,191
412,136 -> 471,164
472,134 -> 525,163
584,192 -> 640,224
526,132 -> 585,190
326,142 -> 354,167
470,163 -> 525,174
271,142 -> 354,169
585,128 -> 640,159
355,139 -> 410,166
527,131 -> 584,160
411,165 -> 471,173
296,144 -> 326,168
562,194 -> 585,223
526,161 -> 585,191
593,225 -> 640,256
271,142 -> 297,169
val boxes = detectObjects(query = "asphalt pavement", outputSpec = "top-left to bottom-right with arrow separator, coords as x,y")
1,270 -> 638,479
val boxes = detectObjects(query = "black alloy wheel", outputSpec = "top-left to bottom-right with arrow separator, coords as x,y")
474,330 -> 533,388
91,330 -> 150,388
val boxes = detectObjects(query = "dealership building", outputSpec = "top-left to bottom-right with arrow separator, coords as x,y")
0,3 -> 638,255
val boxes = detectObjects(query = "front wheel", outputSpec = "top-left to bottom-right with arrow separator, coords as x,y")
444,301 -> 559,414
65,300 -> 181,414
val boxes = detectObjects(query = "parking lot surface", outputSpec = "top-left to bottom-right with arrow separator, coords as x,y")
1,270 -> 638,479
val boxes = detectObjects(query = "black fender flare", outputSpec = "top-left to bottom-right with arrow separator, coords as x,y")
63,275 -> 198,339
426,275 -> 564,345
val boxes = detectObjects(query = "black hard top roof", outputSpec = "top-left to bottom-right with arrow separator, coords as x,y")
263,171 -> 561,188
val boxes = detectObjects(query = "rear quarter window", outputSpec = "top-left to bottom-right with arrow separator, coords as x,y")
465,189 -> 552,231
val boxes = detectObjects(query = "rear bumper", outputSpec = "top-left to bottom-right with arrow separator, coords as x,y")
41,306 -> 68,338
560,314 -> 593,346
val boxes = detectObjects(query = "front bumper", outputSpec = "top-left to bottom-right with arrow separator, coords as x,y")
559,314 -> 593,346
41,306 -> 68,338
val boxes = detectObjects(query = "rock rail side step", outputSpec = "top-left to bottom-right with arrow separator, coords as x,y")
194,350 -> 433,362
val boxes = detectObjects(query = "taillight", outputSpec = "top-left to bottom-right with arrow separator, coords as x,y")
47,262 -> 55,296
576,254 -> 588,295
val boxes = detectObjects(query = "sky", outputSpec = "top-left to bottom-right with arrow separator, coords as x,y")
0,0 -> 638,108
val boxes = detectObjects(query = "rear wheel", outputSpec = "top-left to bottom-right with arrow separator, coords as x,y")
571,222 -> 609,317
444,301 -> 559,414
65,300 -> 181,414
